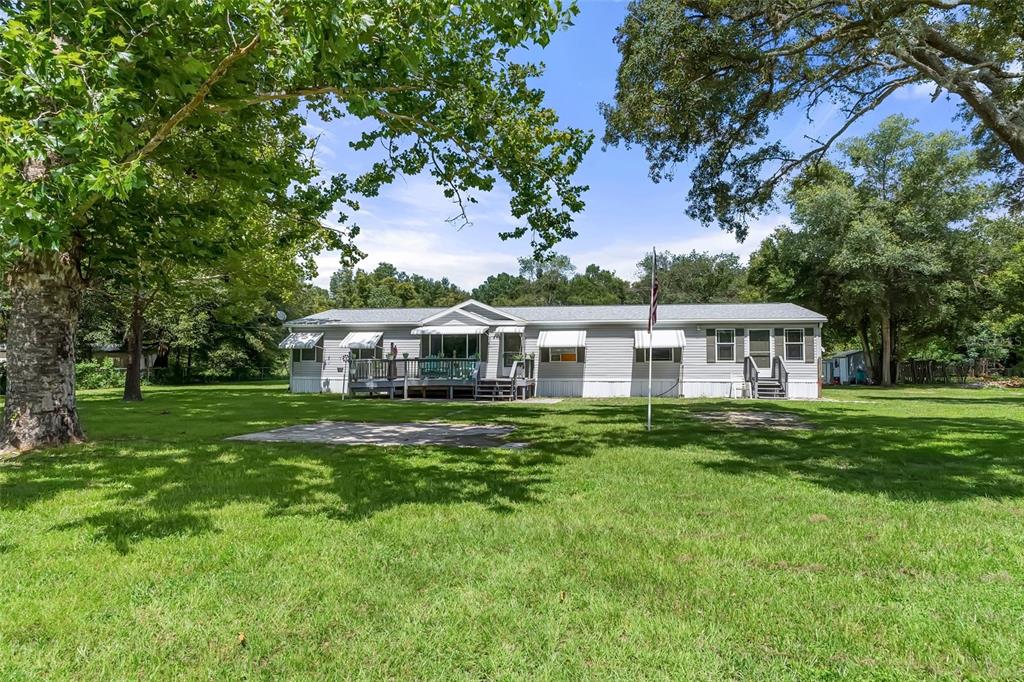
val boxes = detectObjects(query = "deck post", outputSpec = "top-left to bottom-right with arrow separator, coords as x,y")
403,376 -> 408,399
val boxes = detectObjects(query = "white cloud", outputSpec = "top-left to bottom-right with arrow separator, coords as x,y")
310,177 -> 790,290
894,81 -> 940,101
311,175 -> 529,289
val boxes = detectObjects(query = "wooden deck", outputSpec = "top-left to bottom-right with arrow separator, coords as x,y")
348,358 -> 535,400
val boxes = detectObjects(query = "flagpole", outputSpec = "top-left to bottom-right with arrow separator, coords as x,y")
647,246 -> 655,432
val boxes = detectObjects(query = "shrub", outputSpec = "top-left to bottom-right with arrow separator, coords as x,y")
76,359 -> 126,390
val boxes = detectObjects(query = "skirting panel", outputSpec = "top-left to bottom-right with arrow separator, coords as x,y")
681,381 -> 741,398
582,381 -> 631,398
289,376 -> 321,393
536,379 -> 583,398
785,382 -> 820,399
630,379 -> 680,397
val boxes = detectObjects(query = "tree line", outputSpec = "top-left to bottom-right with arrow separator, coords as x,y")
320,250 -> 753,310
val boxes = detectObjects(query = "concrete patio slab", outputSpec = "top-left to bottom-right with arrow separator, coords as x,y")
692,411 -> 813,430
227,421 -> 528,449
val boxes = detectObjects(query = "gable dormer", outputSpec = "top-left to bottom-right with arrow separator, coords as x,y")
417,299 -> 524,326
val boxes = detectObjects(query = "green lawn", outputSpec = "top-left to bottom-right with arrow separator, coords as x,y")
2,384 -> 1023,679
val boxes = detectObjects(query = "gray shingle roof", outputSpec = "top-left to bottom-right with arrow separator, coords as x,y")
288,302 -> 826,326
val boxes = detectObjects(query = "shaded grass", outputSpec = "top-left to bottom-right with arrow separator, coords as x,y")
1,383 -> 1023,679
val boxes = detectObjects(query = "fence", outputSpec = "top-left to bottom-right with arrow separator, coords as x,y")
898,358 -> 1004,384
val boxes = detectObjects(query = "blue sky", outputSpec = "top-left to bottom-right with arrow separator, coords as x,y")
307,1 -> 964,290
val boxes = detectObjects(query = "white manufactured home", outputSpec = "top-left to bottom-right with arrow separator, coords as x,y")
280,299 -> 827,400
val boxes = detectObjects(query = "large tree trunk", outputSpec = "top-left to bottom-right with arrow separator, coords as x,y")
1,251 -> 85,453
890,317 -> 900,384
857,315 -> 876,382
880,311 -> 893,386
123,293 -> 145,402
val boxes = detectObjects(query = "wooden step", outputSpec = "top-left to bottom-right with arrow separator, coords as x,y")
474,380 -> 517,401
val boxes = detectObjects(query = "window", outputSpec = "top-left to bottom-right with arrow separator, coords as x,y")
749,329 -> 771,369
353,339 -> 383,360
716,329 -> 735,362
785,329 -> 805,361
635,347 -> 676,363
424,334 -> 480,359
547,347 -> 577,362
502,333 -> 523,367
292,344 -> 323,363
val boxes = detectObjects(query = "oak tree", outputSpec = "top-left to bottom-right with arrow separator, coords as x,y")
603,0 -> 1023,237
0,1 -> 591,450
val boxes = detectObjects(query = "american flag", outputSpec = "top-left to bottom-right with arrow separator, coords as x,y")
648,249 -> 659,332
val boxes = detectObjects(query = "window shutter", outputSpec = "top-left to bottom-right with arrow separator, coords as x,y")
804,327 -> 815,363
540,347 -> 550,363
420,336 -> 429,357
673,347 -> 682,363
774,328 -> 784,359
480,335 -> 488,362
635,348 -> 645,363
706,329 -> 716,363
735,328 -> 745,363
576,347 -> 586,363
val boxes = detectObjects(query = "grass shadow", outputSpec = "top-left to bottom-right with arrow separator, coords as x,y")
2,388 -> 597,550
3,383 -> 1023,552
583,399 -> 1024,501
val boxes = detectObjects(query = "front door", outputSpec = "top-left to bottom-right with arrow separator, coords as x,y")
749,329 -> 771,370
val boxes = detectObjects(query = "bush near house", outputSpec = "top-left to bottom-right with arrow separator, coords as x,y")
74,359 -> 129,390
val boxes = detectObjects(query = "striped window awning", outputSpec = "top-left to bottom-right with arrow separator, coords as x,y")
494,325 -> 525,334
537,330 -> 587,347
341,331 -> 383,349
634,329 -> 686,349
411,325 -> 488,335
278,332 -> 323,349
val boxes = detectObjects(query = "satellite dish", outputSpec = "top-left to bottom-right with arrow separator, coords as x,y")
276,310 -> 287,322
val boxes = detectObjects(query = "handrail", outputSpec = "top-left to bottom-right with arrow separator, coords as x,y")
771,356 -> 789,396
743,356 -> 759,397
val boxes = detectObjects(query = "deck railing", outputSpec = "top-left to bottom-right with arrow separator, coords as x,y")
743,356 -> 759,397
771,355 -> 789,394
348,357 -> 483,383
507,358 -> 536,380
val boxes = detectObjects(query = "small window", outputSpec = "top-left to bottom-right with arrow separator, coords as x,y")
716,329 -> 735,362
635,347 -> 675,362
785,329 -> 805,361
548,347 -> 577,362
294,346 -> 322,362
353,338 -> 384,360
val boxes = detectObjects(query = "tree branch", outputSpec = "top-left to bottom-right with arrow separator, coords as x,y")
204,84 -> 429,112
71,34 -> 262,224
